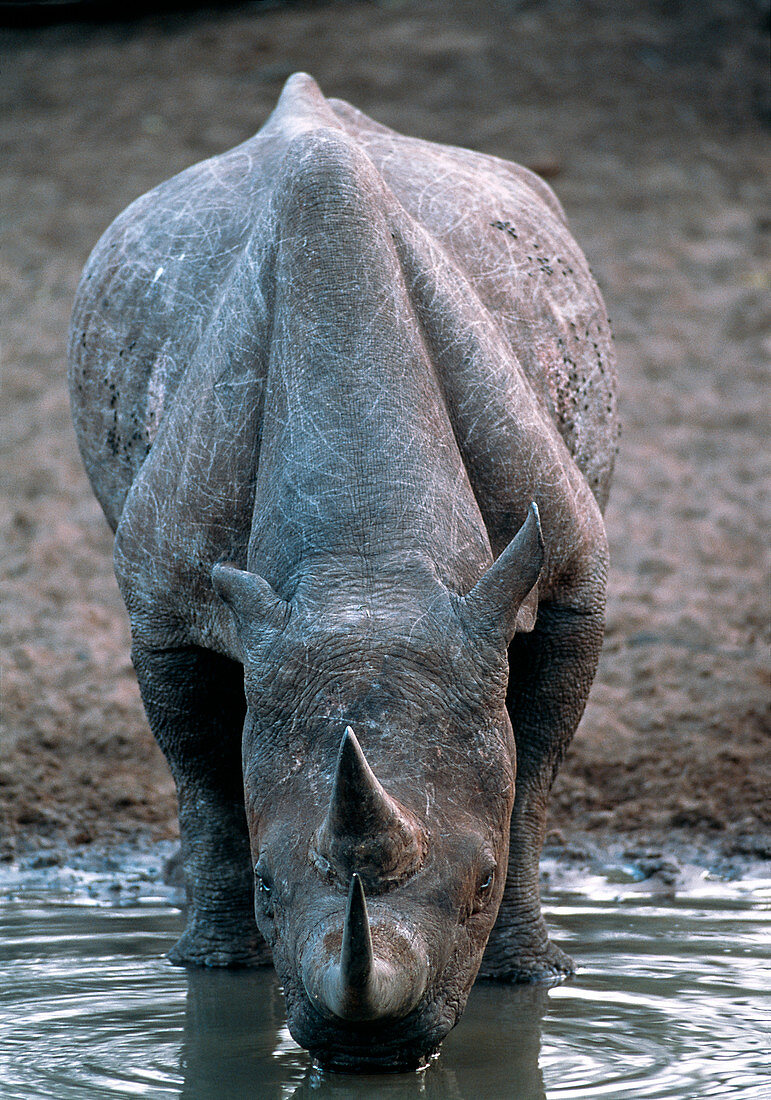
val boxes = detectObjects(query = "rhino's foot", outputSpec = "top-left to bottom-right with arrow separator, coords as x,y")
478,925 -> 574,984
168,924 -> 272,969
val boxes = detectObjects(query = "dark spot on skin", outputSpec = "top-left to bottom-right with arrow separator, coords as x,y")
490,219 -> 518,238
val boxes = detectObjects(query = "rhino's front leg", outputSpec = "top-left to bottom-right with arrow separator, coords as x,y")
480,598 -> 605,982
131,643 -> 270,968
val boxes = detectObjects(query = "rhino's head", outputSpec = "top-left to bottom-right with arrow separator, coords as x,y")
212,506 -> 543,1071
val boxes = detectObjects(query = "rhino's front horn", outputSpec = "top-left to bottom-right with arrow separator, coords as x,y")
307,874 -> 427,1022
315,728 -> 426,888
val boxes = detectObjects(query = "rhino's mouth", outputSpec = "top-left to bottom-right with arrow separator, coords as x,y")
313,1040 -> 441,1074
304,1014 -> 445,1074
284,973 -> 457,1074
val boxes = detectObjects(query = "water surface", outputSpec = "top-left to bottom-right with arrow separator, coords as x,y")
1,872 -> 769,1099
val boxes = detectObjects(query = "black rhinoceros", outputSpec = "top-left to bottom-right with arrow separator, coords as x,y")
69,73 -> 618,1071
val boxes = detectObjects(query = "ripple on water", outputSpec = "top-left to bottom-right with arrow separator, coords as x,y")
0,887 -> 769,1099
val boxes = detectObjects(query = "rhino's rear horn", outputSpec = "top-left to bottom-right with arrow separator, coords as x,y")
315,728 -> 426,888
310,873 -> 426,1022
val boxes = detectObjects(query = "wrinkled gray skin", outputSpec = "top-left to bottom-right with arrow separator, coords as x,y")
69,74 -> 617,1071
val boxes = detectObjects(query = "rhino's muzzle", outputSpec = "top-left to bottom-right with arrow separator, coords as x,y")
302,873 -> 428,1024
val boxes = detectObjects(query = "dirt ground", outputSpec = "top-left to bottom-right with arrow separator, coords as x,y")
1,0 -> 769,864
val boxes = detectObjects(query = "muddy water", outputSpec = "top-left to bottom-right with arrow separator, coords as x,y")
1,873 -> 769,1099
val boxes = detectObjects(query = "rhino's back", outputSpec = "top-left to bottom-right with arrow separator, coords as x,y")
328,96 -> 617,512
69,73 -> 617,534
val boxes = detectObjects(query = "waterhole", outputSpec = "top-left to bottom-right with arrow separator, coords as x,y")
0,854 -> 768,1099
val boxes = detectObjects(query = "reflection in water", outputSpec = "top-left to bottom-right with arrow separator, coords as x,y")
178,969 -> 548,1100
435,984 -> 547,1100
1,884 -> 769,1098
180,968 -> 288,1099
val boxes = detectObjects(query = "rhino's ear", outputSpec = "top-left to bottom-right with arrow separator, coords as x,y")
211,563 -> 289,634
458,502 -> 544,645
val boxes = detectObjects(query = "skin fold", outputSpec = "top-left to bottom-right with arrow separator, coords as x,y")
69,74 -> 618,1071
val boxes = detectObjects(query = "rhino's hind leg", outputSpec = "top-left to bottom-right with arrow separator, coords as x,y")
480,600 -> 605,983
132,643 -> 270,968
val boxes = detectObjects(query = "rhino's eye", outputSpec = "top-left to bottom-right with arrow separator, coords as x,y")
472,865 -> 496,913
254,861 -> 275,923
254,858 -> 272,895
